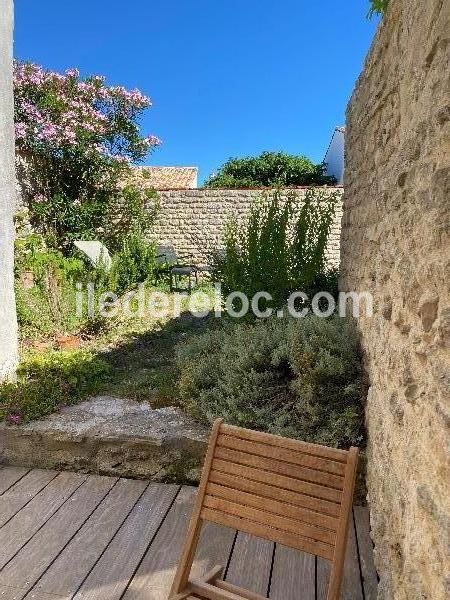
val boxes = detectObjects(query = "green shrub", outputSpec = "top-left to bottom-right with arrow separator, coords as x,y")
14,241 -> 87,339
110,234 -> 156,295
211,188 -> 340,311
176,315 -> 365,448
0,350 -> 112,423
103,185 -> 160,254
204,151 -> 336,188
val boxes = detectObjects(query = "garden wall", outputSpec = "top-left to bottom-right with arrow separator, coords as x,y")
151,187 -> 343,267
340,1 -> 449,599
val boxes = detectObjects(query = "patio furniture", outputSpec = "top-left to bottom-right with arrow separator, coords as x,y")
155,246 -> 199,292
168,419 -> 359,600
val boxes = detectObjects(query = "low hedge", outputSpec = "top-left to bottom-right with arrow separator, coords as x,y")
176,315 -> 366,449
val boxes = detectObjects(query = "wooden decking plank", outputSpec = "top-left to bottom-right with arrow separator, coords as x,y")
0,470 -> 59,529
225,533 -> 273,597
122,486 -> 196,600
0,475 -> 116,594
317,552 -> 331,599
30,478 -> 147,599
317,512 -> 363,600
0,584 -> 26,600
0,468 -> 30,495
354,507 -> 378,599
124,486 -> 236,600
269,545 -> 314,600
192,520 -> 236,581
0,472 -> 85,571
1,589 -> 64,600
72,484 -> 179,600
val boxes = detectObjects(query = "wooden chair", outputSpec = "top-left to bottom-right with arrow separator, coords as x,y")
169,419 -> 359,600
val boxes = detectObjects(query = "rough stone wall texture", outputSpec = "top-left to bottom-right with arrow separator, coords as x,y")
340,1 -> 450,599
152,187 -> 343,267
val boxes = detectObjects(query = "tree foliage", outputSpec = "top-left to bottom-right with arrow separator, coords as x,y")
14,61 -> 160,251
204,151 -> 336,188
368,0 -> 389,17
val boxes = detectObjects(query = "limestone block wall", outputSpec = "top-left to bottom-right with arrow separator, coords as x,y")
340,1 -> 450,598
152,187 -> 343,267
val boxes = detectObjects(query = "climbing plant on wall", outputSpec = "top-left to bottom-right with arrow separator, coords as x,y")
368,0 -> 389,17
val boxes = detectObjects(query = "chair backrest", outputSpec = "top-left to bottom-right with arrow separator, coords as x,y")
155,245 -> 178,264
170,419 -> 359,600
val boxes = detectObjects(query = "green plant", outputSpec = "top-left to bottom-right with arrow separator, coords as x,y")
368,0 -> 389,17
0,350 -> 112,423
204,151 -> 336,188
27,183 -> 159,254
102,185 -> 160,253
14,241 -> 87,339
176,315 -> 366,448
110,234 -> 156,295
211,188 -> 340,311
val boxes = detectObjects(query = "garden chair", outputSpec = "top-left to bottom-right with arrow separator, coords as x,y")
169,419 -> 359,600
155,245 -> 199,292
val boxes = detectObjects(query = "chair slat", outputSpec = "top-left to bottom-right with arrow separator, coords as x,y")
217,434 -> 346,476
203,494 -> 336,545
201,507 -> 335,561
212,458 -> 343,504
220,423 -> 348,463
205,482 -> 339,532
214,447 -> 344,491
209,470 -> 341,517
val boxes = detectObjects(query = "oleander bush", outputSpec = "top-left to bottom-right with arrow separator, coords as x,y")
176,314 -> 366,448
14,61 -> 160,252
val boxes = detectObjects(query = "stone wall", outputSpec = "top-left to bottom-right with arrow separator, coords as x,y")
152,187 -> 343,267
340,1 -> 449,599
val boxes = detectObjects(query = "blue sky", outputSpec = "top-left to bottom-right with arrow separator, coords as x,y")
14,1 -> 379,184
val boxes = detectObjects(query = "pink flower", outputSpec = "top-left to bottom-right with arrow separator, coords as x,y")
65,67 -> 80,78
145,135 -> 162,146
15,122 -> 27,138
6,412 -> 22,426
13,60 -> 160,160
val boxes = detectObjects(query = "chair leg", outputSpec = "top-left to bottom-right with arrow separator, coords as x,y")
168,420 -> 223,598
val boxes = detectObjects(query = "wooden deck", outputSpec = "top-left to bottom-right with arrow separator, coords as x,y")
0,467 -> 378,600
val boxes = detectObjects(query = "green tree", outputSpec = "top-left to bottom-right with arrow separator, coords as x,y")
204,151 -> 336,188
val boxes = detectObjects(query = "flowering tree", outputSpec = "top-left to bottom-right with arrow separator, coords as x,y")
14,62 -> 161,251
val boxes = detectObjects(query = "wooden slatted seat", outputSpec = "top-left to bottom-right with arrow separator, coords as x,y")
168,419 -> 359,600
